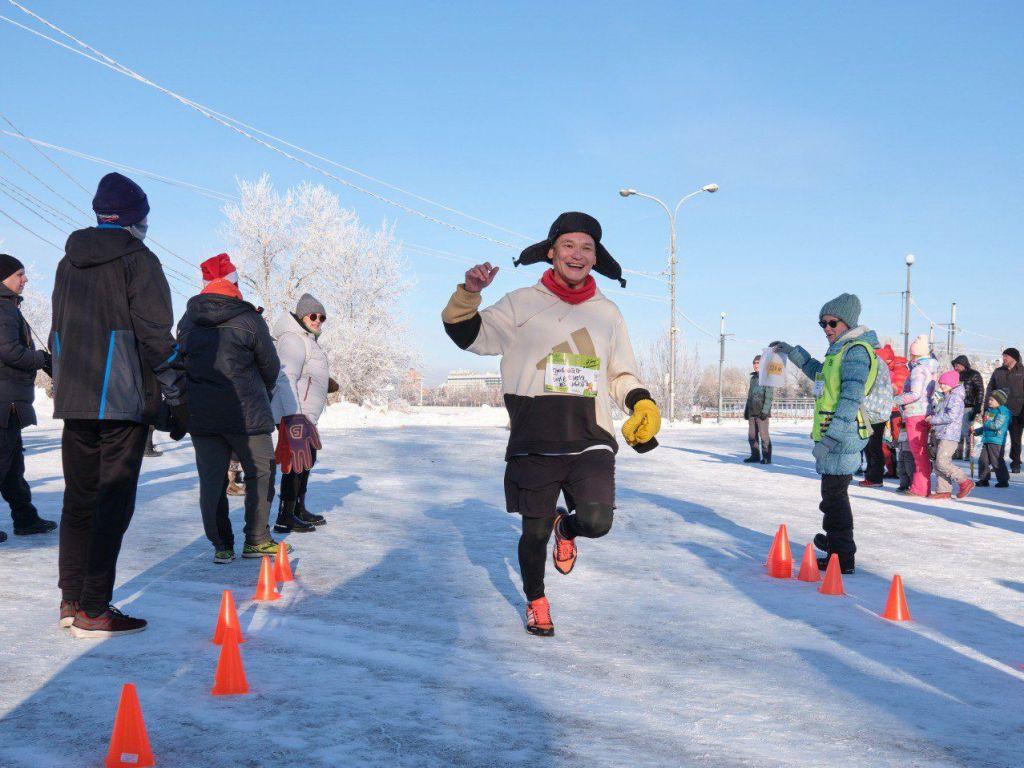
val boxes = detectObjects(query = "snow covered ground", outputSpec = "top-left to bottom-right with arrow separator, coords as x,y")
1,402 -> 1023,767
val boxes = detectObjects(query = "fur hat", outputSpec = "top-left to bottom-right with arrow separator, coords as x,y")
514,212 -> 625,287
818,293 -> 861,328
909,334 -> 930,357
938,370 -> 961,388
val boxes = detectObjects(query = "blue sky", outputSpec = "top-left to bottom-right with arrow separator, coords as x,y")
1,1 -> 1021,384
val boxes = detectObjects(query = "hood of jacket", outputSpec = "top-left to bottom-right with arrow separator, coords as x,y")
826,326 -> 879,356
911,354 -> 938,372
65,227 -> 148,269
272,310 -> 316,341
0,284 -> 22,305
951,354 -> 972,370
185,293 -> 259,327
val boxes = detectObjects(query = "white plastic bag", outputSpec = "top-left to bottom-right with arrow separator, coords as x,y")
758,347 -> 787,388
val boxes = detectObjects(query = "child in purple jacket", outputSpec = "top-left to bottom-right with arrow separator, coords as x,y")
927,370 -> 974,499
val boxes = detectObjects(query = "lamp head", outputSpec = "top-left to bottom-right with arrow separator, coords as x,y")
702,183 -> 719,193
905,253 -> 916,266
619,188 -> 636,198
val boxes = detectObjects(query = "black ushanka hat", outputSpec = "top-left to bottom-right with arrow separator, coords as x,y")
514,211 -> 626,287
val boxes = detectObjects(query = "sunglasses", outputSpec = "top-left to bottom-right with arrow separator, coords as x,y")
818,319 -> 841,329
307,313 -> 326,322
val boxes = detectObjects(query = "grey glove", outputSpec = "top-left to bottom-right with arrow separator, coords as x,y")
769,340 -> 793,356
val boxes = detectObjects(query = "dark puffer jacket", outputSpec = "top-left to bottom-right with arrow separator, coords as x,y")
0,286 -> 47,427
176,293 -> 280,436
985,357 -> 1024,417
951,355 -> 985,413
49,227 -> 184,423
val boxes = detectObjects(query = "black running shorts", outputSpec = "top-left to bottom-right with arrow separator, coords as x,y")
503,450 -> 616,518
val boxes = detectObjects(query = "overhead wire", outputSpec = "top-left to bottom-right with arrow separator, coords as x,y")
0,145 -> 90,216
0,203 -> 64,250
0,105 -> 89,193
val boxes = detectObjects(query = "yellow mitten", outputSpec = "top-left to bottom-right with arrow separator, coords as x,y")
622,399 -> 661,448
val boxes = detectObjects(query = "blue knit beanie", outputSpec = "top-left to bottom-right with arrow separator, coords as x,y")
93,172 -> 150,227
819,293 -> 861,328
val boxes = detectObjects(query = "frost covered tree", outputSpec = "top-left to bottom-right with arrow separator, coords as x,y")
637,332 -> 702,417
223,175 -> 415,405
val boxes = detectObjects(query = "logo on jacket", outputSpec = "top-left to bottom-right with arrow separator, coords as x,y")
535,328 -> 596,370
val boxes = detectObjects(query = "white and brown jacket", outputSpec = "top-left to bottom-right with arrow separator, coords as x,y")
443,279 -> 651,459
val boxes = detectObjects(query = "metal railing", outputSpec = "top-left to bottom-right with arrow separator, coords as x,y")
696,397 -> 816,420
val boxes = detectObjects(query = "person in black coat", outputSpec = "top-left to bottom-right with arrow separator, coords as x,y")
952,355 -> 985,461
50,173 -> 187,638
177,254 -> 289,563
984,348 -> 1024,472
0,255 -> 54,543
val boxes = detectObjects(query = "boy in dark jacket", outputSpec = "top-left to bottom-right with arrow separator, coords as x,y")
975,389 -> 1011,487
51,173 -> 186,638
177,254 -> 289,562
0,255 -> 54,543
743,355 -> 774,463
952,355 -> 985,461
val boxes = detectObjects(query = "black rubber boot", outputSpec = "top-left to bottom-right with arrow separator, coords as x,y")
13,516 -> 57,535
273,499 -> 315,533
760,444 -> 772,464
296,495 -> 326,527
743,439 -> 761,463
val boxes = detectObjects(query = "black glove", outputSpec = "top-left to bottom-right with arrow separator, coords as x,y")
41,351 -> 53,377
169,403 -> 190,441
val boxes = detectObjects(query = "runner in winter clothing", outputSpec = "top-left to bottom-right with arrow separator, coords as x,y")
743,355 -> 773,464
270,293 -> 336,532
442,212 -> 660,636
975,390 -> 1010,487
927,370 -> 974,500
772,293 -> 876,574
0,254 -> 54,544
50,173 -> 187,638
984,348 -> 1024,472
177,254 -> 288,563
952,355 -> 984,461
896,335 -> 937,498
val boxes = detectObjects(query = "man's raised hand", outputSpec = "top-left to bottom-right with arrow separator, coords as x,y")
464,263 -> 499,293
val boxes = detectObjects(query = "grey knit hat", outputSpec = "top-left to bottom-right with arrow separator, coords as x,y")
819,293 -> 861,328
295,293 -> 325,319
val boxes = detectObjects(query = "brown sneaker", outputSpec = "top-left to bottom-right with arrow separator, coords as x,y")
552,512 -> 577,575
70,606 -> 147,639
526,597 -> 554,637
59,600 -> 78,629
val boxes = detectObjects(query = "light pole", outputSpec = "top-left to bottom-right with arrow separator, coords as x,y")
902,254 -> 915,358
717,312 -> 726,424
619,183 -> 718,422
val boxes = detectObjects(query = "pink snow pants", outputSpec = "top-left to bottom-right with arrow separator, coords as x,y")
904,415 -> 932,496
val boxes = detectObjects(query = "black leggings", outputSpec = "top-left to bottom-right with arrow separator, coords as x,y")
279,448 -> 316,501
518,502 -> 613,602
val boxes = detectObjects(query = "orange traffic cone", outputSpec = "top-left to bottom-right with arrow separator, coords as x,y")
882,574 -> 911,621
766,524 -> 793,578
274,541 -> 294,583
818,553 -> 845,596
211,634 -> 249,696
252,555 -> 281,601
213,589 -> 245,645
105,683 -> 154,768
796,543 -> 821,582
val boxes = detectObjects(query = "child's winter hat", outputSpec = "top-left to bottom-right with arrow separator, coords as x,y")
909,334 -> 930,357
818,293 -> 860,328
992,389 -> 1008,406
938,370 -> 960,388
93,172 -> 149,227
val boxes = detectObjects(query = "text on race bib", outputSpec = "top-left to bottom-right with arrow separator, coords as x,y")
544,352 -> 600,397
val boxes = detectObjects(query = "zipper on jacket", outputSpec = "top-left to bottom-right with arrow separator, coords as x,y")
303,376 -> 312,402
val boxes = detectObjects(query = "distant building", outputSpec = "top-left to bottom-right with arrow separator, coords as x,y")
444,370 -> 501,391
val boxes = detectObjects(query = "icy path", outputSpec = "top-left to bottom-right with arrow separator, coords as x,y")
1,419 -> 1023,767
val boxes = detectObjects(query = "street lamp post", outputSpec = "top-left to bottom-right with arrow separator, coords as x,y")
619,183 -> 718,422
902,254 -> 915,359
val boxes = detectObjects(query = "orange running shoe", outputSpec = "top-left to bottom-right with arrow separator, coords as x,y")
552,512 -> 577,575
526,596 -> 554,637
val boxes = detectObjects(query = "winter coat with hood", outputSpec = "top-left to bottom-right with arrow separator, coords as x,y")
928,384 -> 966,442
985,353 -> 1024,416
786,325 -> 879,476
270,312 -> 330,425
0,285 -> 47,428
49,226 -> 184,423
951,355 -> 985,413
876,344 -> 909,411
176,290 -> 280,436
896,355 -> 938,418
743,372 -> 774,419
977,404 -> 1011,445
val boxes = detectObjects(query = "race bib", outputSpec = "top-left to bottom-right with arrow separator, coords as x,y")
544,352 -> 599,397
812,378 -> 825,398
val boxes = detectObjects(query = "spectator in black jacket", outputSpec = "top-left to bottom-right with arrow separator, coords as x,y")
177,254 -> 288,564
952,355 -> 985,461
50,173 -> 186,638
985,348 -> 1024,472
0,255 -> 54,543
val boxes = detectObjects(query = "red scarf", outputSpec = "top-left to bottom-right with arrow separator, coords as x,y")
541,268 -> 596,305
201,278 -> 243,300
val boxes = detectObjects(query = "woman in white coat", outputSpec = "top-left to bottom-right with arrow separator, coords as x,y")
271,293 -> 336,532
